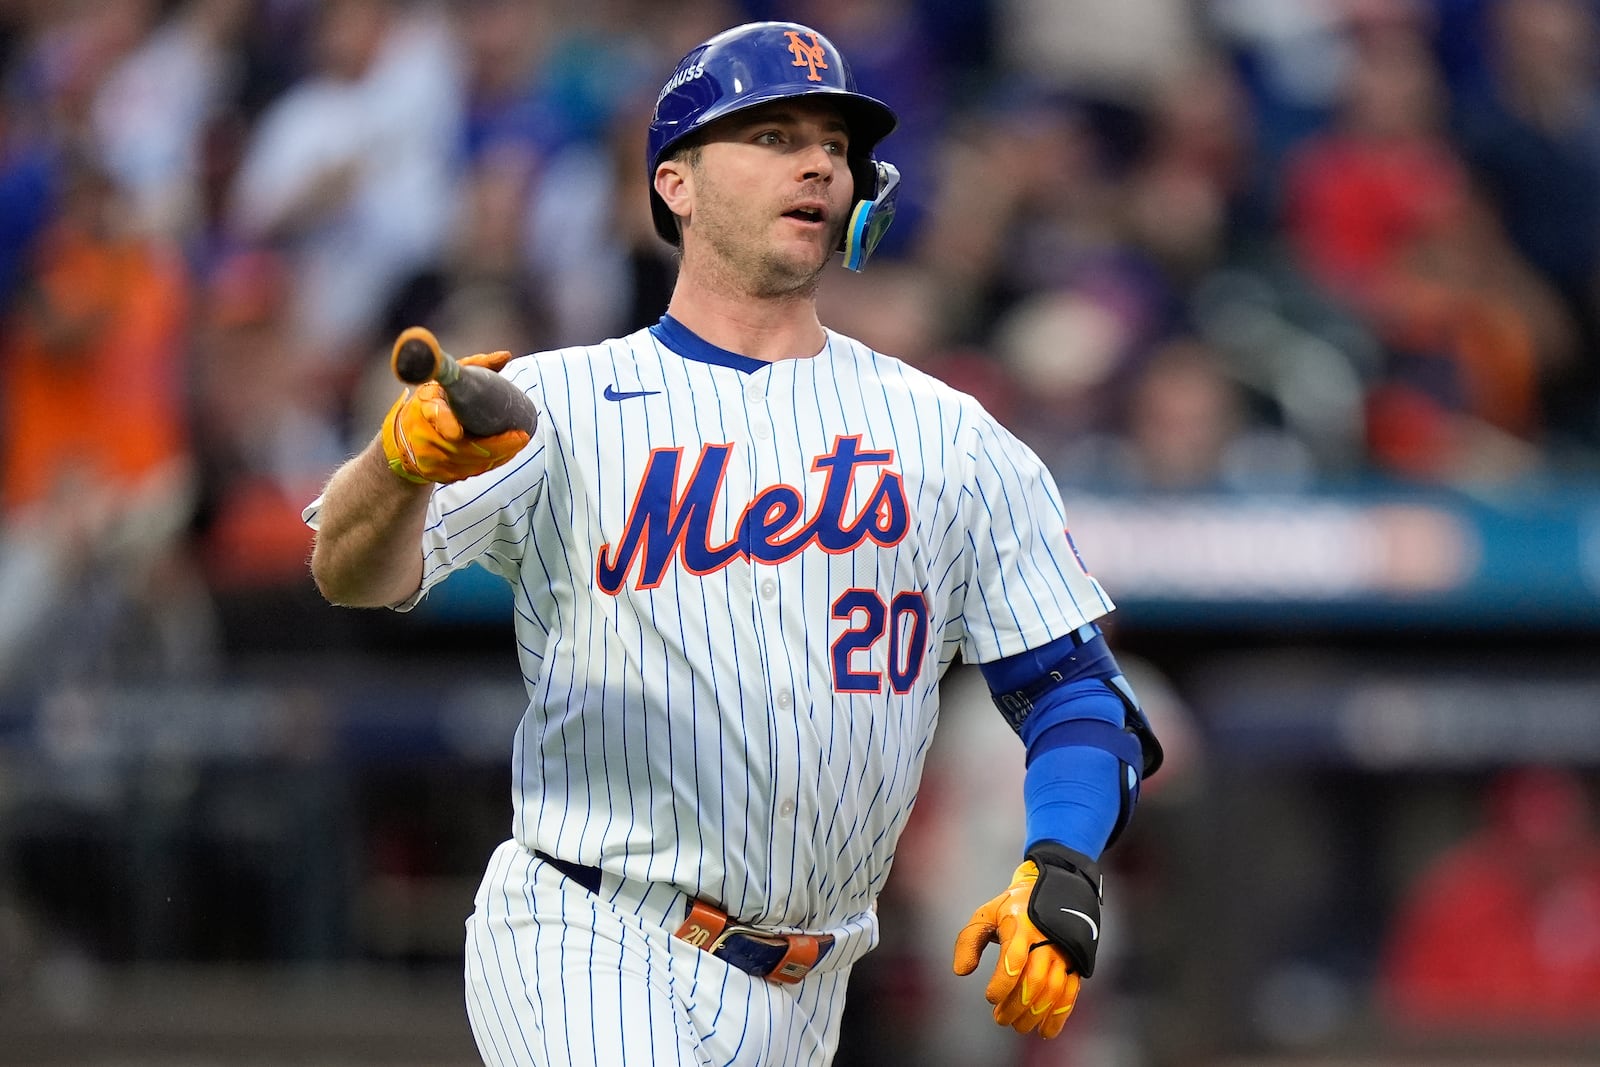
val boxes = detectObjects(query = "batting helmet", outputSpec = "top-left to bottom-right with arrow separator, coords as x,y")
647,21 -> 901,271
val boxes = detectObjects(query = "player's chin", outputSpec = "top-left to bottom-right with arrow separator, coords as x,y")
776,215 -> 838,251
766,236 -> 830,277
782,229 -> 842,272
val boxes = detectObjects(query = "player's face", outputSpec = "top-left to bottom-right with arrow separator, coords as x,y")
681,101 -> 855,296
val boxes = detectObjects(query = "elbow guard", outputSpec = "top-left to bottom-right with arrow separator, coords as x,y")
983,627 -> 1164,852
983,625 -> 1164,779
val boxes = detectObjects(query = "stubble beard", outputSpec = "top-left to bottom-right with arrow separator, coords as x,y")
691,183 -> 838,300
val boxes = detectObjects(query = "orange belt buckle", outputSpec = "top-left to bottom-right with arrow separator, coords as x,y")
767,933 -> 826,984
674,900 -> 729,949
673,899 -> 832,984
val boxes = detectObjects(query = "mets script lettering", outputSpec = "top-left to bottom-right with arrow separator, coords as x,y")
596,436 -> 909,594
785,31 -> 828,82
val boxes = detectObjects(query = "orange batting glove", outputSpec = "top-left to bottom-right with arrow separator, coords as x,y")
380,350 -> 531,484
952,846 -> 1103,1040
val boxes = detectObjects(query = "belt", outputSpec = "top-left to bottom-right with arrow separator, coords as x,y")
535,851 -> 835,984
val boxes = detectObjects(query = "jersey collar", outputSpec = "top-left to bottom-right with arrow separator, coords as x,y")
650,314 -> 821,374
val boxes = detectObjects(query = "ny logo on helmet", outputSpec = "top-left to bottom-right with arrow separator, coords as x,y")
785,30 -> 828,81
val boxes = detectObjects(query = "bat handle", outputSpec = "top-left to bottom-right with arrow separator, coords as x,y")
390,326 -> 539,438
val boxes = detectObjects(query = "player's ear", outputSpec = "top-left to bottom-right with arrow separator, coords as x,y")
654,161 -> 692,233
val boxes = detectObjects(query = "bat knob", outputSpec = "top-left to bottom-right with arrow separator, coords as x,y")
393,327 -> 444,384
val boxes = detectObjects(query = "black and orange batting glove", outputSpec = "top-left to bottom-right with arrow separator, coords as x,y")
951,844 -> 1103,1040
381,350 -> 531,484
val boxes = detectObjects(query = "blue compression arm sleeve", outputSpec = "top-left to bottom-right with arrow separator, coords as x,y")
981,631 -> 1130,861
1017,681 -> 1127,860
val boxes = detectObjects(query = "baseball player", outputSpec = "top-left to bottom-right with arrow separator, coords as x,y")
305,20 -> 1161,1066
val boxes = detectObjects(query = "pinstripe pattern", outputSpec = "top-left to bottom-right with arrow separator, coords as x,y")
307,318 -> 1111,1063
465,841 -> 852,1066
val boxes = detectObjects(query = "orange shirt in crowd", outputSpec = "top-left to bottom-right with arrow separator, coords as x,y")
3,221 -> 190,512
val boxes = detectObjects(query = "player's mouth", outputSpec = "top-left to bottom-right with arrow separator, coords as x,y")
781,202 -> 829,229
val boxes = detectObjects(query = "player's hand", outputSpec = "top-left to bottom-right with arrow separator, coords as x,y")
381,350 -> 531,484
951,845 -> 1103,1039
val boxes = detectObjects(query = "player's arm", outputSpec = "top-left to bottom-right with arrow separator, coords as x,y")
309,351 -> 531,608
952,624 -> 1162,1039
309,441 -> 432,607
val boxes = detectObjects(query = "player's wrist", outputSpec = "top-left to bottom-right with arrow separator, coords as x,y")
1023,842 -> 1104,978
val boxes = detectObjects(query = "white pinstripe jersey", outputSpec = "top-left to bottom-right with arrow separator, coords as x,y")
347,316 -> 1113,932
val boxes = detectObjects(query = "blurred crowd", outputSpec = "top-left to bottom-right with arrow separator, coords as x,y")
1,0 -> 1599,679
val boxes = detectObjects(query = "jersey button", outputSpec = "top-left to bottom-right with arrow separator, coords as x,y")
776,689 -> 793,709
746,385 -> 763,403
752,420 -> 772,440
778,799 -> 796,818
760,579 -> 777,600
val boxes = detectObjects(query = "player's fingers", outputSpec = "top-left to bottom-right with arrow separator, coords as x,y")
1021,940 -> 1062,1009
460,349 -> 513,371
1012,997 -> 1046,1035
1025,947 -> 1070,1033
1039,1009 -> 1072,1040
983,929 -> 1030,1007
468,429 -> 532,462
418,384 -> 465,441
1039,974 -> 1082,1039
951,917 -> 998,976
991,966 -> 1030,1027
992,940 -> 1068,1036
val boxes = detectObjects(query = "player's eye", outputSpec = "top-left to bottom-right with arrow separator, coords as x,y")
754,129 -> 785,146
824,138 -> 847,155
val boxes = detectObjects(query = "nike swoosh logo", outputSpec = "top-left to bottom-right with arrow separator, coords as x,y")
604,385 -> 661,401
1060,908 -> 1100,941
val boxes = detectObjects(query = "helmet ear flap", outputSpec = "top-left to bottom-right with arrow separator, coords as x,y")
841,161 -> 899,272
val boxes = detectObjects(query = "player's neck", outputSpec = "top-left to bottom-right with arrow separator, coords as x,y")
666,277 -> 826,363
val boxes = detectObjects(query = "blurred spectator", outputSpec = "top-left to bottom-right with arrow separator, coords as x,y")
1379,766 -> 1600,1035
455,0 -> 562,165
226,0 -> 464,389
0,92 -> 56,312
89,0 -> 251,245
915,91 -> 1133,341
189,246 -> 342,597
380,149 -> 549,359
1281,14 -> 1466,307
996,0 -> 1204,116
1280,15 -> 1572,483
1061,336 -> 1318,494
1118,50 -> 1263,284
522,80 -> 672,346
5,0 -> 155,145
1207,0 -> 1353,166
0,3 -> 158,303
1454,0 -> 1600,446
0,149 -> 209,686
2,150 -> 190,516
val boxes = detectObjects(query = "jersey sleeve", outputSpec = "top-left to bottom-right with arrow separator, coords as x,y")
956,412 -> 1113,663
393,431 -> 547,610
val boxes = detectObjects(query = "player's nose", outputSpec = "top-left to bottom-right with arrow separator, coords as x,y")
796,142 -> 837,182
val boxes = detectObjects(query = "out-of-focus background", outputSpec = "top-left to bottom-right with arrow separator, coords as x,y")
2,0 -> 1600,1064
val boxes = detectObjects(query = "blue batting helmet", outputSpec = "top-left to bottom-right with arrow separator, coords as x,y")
647,21 -> 901,270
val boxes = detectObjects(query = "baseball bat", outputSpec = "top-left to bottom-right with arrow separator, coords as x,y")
391,326 -> 539,438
